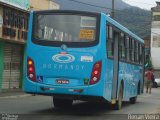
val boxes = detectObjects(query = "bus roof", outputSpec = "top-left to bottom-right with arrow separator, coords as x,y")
104,13 -> 144,44
32,10 -> 100,16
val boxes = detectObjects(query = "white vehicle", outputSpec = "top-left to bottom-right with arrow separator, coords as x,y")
155,78 -> 160,87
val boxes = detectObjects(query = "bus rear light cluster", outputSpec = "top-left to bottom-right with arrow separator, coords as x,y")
27,57 -> 36,82
90,61 -> 102,85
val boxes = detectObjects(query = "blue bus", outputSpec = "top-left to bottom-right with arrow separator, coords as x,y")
24,10 -> 144,110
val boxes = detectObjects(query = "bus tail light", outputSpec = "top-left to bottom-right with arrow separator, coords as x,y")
90,61 -> 102,85
27,57 -> 36,82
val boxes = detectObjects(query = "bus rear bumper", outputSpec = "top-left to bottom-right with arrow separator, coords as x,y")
23,78 -> 105,100
26,91 -> 107,102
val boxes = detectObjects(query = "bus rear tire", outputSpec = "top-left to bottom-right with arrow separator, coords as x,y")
130,83 -> 138,104
129,96 -> 137,104
53,98 -> 73,108
112,85 -> 123,110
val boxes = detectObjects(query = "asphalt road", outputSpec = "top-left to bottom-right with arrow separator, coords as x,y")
0,88 -> 160,120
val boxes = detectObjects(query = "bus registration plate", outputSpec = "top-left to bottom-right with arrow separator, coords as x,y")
56,79 -> 69,84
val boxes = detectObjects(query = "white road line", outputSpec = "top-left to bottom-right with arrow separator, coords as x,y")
0,94 -> 31,99
140,94 -> 152,97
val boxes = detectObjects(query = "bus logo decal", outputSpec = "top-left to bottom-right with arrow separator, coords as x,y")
52,54 -> 75,63
61,44 -> 67,51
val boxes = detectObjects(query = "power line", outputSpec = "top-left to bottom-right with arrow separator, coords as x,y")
112,0 -> 115,18
115,12 -> 151,17
62,0 -> 111,11
60,0 -> 130,13
114,10 -> 152,18
151,31 -> 160,36
59,0 -> 152,18
123,24 -> 160,37
122,0 -> 156,6
61,0 -> 154,37
57,1 -> 155,37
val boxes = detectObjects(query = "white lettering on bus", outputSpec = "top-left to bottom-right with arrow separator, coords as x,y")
43,64 -> 47,68
65,65 -> 68,70
59,64 -> 63,69
76,65 -> 79,70
48,64 -> 51,69
42,64 -> 84,71
70,65 -> 74,70
54,64 -> 57,69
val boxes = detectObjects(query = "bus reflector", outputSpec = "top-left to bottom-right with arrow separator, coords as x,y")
29,67 -> 33,72
27,57 -> 36,82
90,61 -> 102,85
94,70 -> 98,75
60,52 -> 67,54
28,60 -> 33,65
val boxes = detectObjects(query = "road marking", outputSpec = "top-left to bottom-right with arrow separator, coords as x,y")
0,94 -> 31,99
140,94 -> 152,98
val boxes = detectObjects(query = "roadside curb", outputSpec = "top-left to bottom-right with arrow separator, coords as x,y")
150,108 -> 160,114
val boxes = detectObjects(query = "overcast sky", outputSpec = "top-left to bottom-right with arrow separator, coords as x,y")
122,0 -> 160,10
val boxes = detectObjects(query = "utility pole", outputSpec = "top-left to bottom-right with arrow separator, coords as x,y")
112,0 -> 115,18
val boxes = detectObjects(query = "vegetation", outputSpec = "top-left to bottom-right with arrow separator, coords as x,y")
115,7 -> 152,38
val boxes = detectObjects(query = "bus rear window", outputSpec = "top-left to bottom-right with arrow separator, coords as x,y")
33,14 -> 98,43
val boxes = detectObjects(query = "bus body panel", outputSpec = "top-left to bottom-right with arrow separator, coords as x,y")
103,59 -> 113,101
118,62 -> 143,100
105,14 -> 144,101
25,46 -> 105,97
24,12 -> 107,98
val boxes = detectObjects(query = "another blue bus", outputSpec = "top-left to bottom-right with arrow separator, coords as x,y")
24,10 -> 144,110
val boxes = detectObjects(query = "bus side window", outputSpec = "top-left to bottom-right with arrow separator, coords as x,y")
131,39 -> 135,62
129,38 -> 132,61
119,33 -> 125,60
125,36 -> 130,61
106,25 -> 113,58
141,46 -> 144,65
135,41 -> 139,63
139,44 -> 143,65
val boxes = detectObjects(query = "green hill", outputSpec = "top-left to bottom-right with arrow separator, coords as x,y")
115,7 -> 151,38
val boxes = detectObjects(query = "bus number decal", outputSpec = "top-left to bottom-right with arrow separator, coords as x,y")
81,56 -> 93,62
